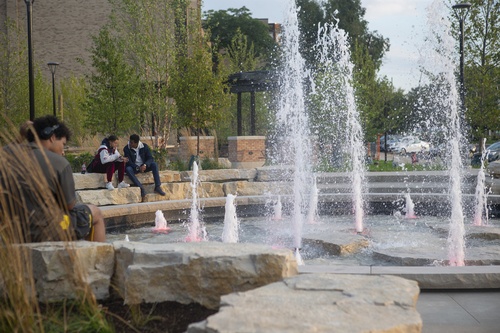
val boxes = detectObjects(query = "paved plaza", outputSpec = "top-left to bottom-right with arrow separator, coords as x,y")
418,290 -> 500,333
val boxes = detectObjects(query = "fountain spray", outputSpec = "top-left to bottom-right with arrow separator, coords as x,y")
186,161 -> 206,242
313,20 -> 366,232
404,192 -> 417,219
222,194 -> 239,243
276,0 -> 312,253
152,209 -> 171,233
473,138 -> 488,226
424,0 -> 466,266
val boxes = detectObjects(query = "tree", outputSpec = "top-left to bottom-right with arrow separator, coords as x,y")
83,27 -> 140,135
296,0 -> 389,71
203,7 -> 277,67
227,28 -> 260,72
454,0 -> 500,142
295,0 -> 392,142
109,0 -> 189,147
0,19 -> 52,131
169,32 -> 230,155
59,76 -> 89,145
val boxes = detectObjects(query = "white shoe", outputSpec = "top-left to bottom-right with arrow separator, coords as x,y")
118,181 -> 130,189
106,182 -> 115,190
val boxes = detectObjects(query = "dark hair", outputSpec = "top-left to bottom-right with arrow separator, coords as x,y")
101,135 -> 118,150
129,134 -> 140,144
27,115 -> 71,142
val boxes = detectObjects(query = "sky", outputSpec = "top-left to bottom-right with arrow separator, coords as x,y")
202,0 -> 436,92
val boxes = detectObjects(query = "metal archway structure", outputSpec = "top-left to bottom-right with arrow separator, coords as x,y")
228,71 -> 278,135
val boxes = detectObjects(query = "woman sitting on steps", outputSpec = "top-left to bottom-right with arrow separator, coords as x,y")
88,135 -> 130,190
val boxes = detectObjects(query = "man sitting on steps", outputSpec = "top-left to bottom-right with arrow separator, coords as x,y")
123,134 -> 166,199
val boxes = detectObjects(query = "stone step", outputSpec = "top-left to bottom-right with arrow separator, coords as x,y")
74,170 -> 181,190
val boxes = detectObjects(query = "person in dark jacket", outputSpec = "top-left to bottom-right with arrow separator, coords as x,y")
123,134 -> 166,199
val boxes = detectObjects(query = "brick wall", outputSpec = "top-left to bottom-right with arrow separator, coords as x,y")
178,136 -> 215,161
228,136 -> 266,168
3,0 -> 112,80
1,0 -> 199,81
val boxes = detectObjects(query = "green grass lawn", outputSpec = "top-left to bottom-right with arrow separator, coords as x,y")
367,160 -> 446,172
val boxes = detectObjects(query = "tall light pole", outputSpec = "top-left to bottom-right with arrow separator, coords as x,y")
48,62 -> 59,116
452,2 -> 472,113
25,0 -> 35,121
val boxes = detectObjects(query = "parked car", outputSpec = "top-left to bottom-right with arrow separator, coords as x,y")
471,141 -> 500,165
380,134 -> 403,152
393,136 -> 430,154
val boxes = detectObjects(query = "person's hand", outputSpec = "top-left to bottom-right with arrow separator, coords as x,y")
140,164 -> 147,172
122,157 -> 129,163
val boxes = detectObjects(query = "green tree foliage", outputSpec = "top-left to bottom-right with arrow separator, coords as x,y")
169,32 -> 230,155
295,0 -> 392,142
108,0 -> 188,146
296,0 -> 389,70
0,19 -> 52,132
203,7 -> 277,67
59,76 -> 88,145
0,20 -> 29,127
455,0 -> 500,141
83,27 -> 139,135
227,28 -> 260,72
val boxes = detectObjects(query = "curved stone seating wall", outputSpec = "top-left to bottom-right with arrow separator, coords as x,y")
75,168 -> 482,207
74,168 -> 492,222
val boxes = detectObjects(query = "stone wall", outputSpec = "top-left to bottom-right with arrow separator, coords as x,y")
178,136 -> 215,161
228,136 -> 266,169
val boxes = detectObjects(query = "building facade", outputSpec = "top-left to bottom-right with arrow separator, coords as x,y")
1,0 -> 200,80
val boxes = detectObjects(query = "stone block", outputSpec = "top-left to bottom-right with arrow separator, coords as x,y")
20,242 -> 114,302
123,170 -> 181,185
180,169 -> 257,182
255,166 -> 294,182
74,170 -> 181,190
188,274 -> 422,333
223,181 -> 292,197
112,241 -> 298,309
76,187 -> 141,205
74,172 -> 108,190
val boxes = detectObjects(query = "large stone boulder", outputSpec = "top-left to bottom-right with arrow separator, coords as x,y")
21,242 -> 114,302
188,274 -> 422,333
112,241 -> 298,309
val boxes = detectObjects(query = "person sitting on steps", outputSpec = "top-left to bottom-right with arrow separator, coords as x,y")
123,134 -> 166,199
88,135 -> 130,190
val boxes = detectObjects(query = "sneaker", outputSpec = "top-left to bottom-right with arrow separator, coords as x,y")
154,186 -> 166,196
106,182 -> 115,190
118,181 -> 130,189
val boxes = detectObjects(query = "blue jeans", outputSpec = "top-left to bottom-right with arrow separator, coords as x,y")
125,162 -> 161,193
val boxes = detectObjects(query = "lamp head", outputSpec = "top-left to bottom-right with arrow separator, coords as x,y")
452,3 -> 472,20
47,62 -> 59,75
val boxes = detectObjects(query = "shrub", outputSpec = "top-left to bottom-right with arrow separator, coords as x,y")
66,152 -> 94,173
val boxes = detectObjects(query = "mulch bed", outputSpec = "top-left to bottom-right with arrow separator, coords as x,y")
100,299 -> 218,333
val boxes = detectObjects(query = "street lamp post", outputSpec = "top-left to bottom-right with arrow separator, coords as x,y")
452,2 -> 472,112
24,0 -> 35,121
48,62 -> 59,117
